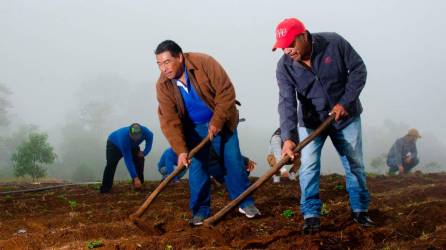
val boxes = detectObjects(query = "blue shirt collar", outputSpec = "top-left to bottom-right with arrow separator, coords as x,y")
175,64 -> 190,93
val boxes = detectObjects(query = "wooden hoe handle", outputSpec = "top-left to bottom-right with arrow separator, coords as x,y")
130,135 -> 211,220
204,115 -> 335,226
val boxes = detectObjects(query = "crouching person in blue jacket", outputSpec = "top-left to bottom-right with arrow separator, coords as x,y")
100,123 -> 153,193
387,128 -> 421,175
158,148 -> 188,181
158,147 -> 255,183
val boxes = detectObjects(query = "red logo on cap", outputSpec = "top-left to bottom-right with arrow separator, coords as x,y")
276,28 -> 288,39
324,56 -> 332,64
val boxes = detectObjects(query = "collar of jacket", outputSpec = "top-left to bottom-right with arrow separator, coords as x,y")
183,53 -> 198,71
169,53 -> 200,91
283,32 -> 329,68
168,53 -> 213,118
169,53 -> 200,85
167,53 -> 200,84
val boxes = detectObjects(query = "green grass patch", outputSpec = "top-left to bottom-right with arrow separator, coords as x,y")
334,183 -> 344,191
88,183 -> 101,190
68,200 -> 77,210
57,194 -> 66,201
86,240 -> 103,249
366,172 -> 380,177
321,203 -> 330,216
0,186 -> 13,192
281,209 -> 294,219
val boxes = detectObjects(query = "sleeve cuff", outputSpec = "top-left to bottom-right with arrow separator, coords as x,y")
281,130 -> 299,144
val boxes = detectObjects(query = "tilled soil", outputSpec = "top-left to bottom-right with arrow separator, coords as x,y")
1,173 -> 446,249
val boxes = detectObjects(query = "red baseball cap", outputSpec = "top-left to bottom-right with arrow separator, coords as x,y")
272,18 -> 306,51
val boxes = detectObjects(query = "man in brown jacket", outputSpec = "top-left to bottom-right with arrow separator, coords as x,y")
155,40 -> 260,226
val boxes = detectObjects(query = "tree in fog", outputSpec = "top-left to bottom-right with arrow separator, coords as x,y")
0,88 -> 33,178
0,83 -> 11,127
424,162 -> 442,172
79,101 -> 113,133
54,76 -> 133,181
369,154 -> 388,174
11,132 -> 56,181
0,83 -> 12,171
57,100 -> 116,181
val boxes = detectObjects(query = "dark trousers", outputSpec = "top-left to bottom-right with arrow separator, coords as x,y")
388,158 -> 419,175
100,140 -> 145,193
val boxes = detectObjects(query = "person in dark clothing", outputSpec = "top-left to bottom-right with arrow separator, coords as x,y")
387,128 -> 421,175
272,17 -> 373,233
100,123 -> 154,193
206,148 -> 255,184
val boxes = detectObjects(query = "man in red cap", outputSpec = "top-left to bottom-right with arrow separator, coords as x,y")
273,18 -> 373,234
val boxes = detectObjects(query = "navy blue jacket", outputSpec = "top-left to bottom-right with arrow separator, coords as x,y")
276,32 -> 367,143
387,137 -> 418,167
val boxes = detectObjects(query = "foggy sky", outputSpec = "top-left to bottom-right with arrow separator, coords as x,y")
1,1 -> 445,177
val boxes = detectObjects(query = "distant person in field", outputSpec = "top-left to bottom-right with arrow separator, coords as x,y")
155,40 -> 260,226
272,17 -> 373,233
158,147 -> 256,184
387,128 -> 421,175
100,123 -> 153,193
266,128 -> 300,183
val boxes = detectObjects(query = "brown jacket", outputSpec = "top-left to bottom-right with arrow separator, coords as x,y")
156,52 -> 239,155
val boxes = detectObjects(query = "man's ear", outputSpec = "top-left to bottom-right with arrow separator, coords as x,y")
179,53 -> 184,63
303,31 -> 309,43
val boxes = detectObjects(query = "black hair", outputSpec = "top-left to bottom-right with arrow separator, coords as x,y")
155,40 -> 183,57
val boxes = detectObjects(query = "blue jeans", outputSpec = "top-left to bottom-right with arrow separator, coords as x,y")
298,116 -> 370,219
158,162 -> 226,183
158,146 -> 228,183
159,166 -> 187,181
186,123 -> 254,217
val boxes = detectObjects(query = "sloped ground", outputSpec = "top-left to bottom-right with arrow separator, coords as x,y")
1,173 -> 446,249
